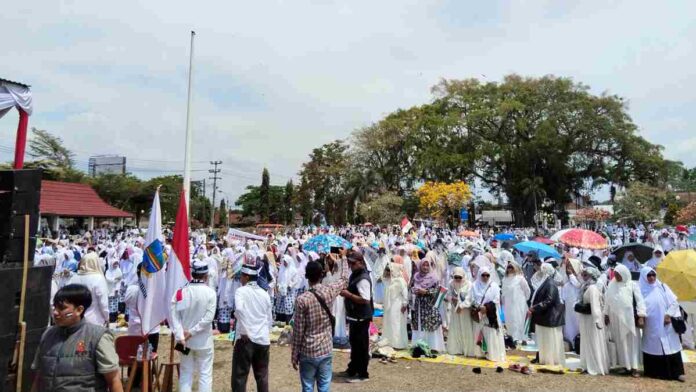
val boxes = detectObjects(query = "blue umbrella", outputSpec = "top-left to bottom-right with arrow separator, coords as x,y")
494,233 -> 515,241
302,234 -> 353,254
513,241 -> 561,260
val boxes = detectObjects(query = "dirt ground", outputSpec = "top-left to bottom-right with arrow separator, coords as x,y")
151,335 -> 696,392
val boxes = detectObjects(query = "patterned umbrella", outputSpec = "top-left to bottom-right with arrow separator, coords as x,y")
556,229 -> 608,250
302,234 -> 353,254
531,236 -> 555,245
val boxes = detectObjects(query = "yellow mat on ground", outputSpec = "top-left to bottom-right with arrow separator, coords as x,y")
393,351 -> 570,372
393,350 -> 696,372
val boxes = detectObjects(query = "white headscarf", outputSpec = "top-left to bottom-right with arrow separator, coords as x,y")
472,265 -> 498,305
277,255 -> 298,295
606,264 -> 636,333
530,263 -> 556,304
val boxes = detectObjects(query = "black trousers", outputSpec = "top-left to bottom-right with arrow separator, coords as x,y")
232,338 -> 270,392
347,319 -> 370,378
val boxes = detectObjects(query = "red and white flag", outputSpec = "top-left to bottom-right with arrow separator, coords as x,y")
401,216 -> 413,234
165,189 -> 191,322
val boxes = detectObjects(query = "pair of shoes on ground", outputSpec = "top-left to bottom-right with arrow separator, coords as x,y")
339,370 -> 369,383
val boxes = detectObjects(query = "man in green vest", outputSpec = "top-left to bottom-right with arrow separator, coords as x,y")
31,283 -> 123,392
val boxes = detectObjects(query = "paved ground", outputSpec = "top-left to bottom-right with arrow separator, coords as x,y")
153,336 -> 696,391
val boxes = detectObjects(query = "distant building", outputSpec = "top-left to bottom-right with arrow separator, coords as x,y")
477,210 -> 514,225
88,155 -> 126,176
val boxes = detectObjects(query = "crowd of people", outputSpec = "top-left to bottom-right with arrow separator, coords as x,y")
29,223 -> 696,391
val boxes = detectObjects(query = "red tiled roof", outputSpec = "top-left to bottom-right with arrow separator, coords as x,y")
40,180 -> 133,218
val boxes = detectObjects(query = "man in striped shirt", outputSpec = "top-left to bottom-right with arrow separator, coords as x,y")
292,253 -> 349,392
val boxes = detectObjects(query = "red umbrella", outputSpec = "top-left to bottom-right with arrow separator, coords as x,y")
676,225 -> 688,233
557,229 -> 608,250
532,236 -> 555,245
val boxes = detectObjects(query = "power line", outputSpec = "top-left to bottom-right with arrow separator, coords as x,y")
209,160 -> 222,228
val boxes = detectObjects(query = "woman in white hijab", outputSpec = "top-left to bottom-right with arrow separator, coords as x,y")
446,266 -> 475,356
104,250 -> 122,323
603,264 -> 646,377
323,252 -> 349,340
576,267 -> 610,375
68,252 -> 110,326
560,258 -> 583,348
468,265 -> 505,363
502,261 -> 531,343
274,254 -> 299,323
621,251 -> 641,273
645,246 -> 664,269
381,262 -> 409,349
638,266 -> 685,382
529,263 -> 565,366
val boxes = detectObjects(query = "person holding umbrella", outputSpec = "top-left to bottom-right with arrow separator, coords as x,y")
621,251 -> 642,273
646,246 -> 665,269
638,266 -> 686,382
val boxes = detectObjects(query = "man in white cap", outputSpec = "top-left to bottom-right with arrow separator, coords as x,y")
232,263 -> 272,392
170,260 -> 217,392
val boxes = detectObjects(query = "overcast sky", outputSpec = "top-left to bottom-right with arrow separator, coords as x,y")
2,0 -> 695,205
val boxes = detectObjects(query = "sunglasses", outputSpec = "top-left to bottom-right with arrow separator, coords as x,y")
453,276 -> 463,280
647,273 -> 657,278
481,274 -> 490,278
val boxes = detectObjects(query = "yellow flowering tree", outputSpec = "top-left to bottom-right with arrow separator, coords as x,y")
416,181 -> 472,225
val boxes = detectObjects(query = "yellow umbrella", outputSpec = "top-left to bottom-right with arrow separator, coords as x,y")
656,249 -> 696,301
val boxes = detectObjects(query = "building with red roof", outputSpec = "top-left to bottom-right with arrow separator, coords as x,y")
40,180 -> 133,232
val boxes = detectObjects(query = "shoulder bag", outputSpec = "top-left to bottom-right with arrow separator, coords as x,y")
309,289 -> 336,336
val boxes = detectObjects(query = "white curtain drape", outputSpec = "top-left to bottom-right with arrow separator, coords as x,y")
0,81 -> 33,119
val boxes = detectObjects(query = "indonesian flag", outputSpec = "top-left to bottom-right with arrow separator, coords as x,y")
401,216 -> 413,234
137,189 -> 167,335
165,189 -> 191,322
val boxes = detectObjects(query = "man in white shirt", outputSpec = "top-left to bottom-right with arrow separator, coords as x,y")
232,263 -> 273,392
170,261 -> 217,392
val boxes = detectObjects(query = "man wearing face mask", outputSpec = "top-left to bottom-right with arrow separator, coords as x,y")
31,284 -> 123,392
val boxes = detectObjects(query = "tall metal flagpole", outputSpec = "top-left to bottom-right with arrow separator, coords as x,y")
183,30 -> 196,215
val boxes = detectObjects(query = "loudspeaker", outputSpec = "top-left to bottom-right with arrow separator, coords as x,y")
0,213 -> 39,239
0,265 -> 53,333
0,237 -> 37,264
0,264 -> 53,392
0,190 -> 41,215
0,169 -> 42,262
0,327 -> 46,392
0,169 -> 42,192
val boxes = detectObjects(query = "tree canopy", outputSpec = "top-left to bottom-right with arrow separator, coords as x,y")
290,75 -> 676,226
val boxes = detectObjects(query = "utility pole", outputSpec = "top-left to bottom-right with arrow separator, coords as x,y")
209,161 -> 222,228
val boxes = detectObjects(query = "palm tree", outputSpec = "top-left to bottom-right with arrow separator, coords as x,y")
521,176 -> 546,231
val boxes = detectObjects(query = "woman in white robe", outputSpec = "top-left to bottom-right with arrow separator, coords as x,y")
468,266 -> 506,362
68,252 -> 110,326
576,267 -> 610,375
529,263 -> 565,367
446,267 -> 476,356
322,253 -> 348,339
502,261 -> 530,343
381,262 -> 409,349
104,255 -> 122,322
603,264 -> 646,377
560,258 -> 582,347
638,266 -> 686,382
274,254 -> 300,323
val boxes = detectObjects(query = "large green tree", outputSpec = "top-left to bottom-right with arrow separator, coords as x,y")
235,185 -> 286,223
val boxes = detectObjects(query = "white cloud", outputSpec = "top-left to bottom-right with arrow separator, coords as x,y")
1,0 -> 695,204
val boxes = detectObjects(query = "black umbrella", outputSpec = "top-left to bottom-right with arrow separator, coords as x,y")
611,243 -> 654,263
